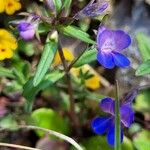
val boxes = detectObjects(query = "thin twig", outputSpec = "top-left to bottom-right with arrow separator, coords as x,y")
68,47 -> 87,71
57,38 -> 80,132
0,142 -> 40,150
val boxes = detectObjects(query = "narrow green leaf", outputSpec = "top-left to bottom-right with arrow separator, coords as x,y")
23,70 -> 64,112
0,67 -> 15,78
38,23 -> 50,34
73,48 -> 97,67
53,0 -> 62,13
12,68 -> 26,85
135,60 -> 150,76
136,33 -> 150,62
63,0 -> 72,9
33,41 -> 58,86
60,25 -> 96,44
63,0 -> 72,15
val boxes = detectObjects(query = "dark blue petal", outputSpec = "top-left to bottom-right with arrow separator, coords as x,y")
107,124 -> 124,146
120,104 -> 134,127
97,52 -> 115,69
112,52 -> 130,68
91,117 -> 112,135
100,98 -> 115,115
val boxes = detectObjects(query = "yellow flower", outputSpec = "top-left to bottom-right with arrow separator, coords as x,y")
71,65 -> 101,90
0,29 -> 17,60
0,0 -> 5,13
0,44 -> 13,60
53,48 -> 101,90
0,0 -> 21,15
53,48 -> 74,66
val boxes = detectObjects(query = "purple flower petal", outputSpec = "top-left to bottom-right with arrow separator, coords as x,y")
113,30 -> 131,52
97,29 -> 114,51
17,22 -> 35,40
120,104 -> 134,127
112,52 -> 130,68
20,30 -> 35,40
107,123 -> 123,146
100,98 -> 115,115
97,51 -> 115,69
74,0 -> 108,19
97,29 -> 131,53
91,117 -> 112,135
96,25 -> 106,43
17,22 -> 34,31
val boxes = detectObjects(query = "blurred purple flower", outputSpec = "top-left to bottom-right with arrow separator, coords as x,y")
74,0 -> 108,19
44,0 -> 55,13
15,15 -> 40,40
91,90 -> 137,146
97,26 -> 131,69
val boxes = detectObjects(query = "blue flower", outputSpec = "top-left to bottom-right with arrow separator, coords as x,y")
96,26 -> 131,69
74,0 -> 108,19
91,90 -> 137,146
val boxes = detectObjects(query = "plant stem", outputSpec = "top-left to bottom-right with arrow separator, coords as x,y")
0,142 -> 40,150
57,38 -> 80,132
115,80 -> 121,150
68,47 -> 88,71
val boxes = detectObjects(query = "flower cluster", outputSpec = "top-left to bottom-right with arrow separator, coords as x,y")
0,29 -> 17,60
0,0 -> 21,15
92,90 -> 137,146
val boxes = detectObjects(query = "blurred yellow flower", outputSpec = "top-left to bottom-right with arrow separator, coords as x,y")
0,29 -> 17,60
53,48 -> 74,66
0,0 -> 5,13
71,65 -> 101,90
53,48 -> 101,90
0,0 -> 21,15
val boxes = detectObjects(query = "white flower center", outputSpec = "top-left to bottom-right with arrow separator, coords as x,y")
101,38 -> 115,53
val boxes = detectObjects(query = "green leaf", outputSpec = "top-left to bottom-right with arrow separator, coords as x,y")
0,115 -> 18,130
135,59 -> 150,76
23,70 -> 64,112
33,41 -> 58,86
63,0 -> 72,15
63,0 -> 72,9
53,0 -> 62,14
12,68 -> 26,85
38,23 -> 50,34
31,108 -> 70,137
134,89 -> 150,112
0,67 -> 15,78
18,40 -> 34,56
73,48 -> 97,67
60,25 -> 96,44
136,33 -> 150,62
133,130 -> 150,150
